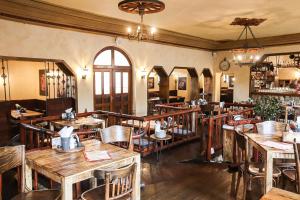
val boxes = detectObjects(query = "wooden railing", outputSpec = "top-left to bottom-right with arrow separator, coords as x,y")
206,108 -> 254,160
19,108 -> 202,156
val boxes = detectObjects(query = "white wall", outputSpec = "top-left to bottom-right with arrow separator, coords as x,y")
0,19 -> 213,115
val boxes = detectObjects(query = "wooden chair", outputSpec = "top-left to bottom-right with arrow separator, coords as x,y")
235,132 -> 281,200
81,162 -> 136,200
100,125 -> 133,151
282,141 -> 300,193
0,145 -> 60,200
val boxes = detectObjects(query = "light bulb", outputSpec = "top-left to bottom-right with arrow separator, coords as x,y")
237,55 -> 243,61
255,55 -> 260,61
150,27 -> 156,35
137,26 -> 141,32
127,27 -> 132,33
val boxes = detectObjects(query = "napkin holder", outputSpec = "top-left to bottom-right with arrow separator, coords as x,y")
282,131 -> 300,143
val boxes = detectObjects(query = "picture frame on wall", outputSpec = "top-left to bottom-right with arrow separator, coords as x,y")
178,77 -> 187,90
39,69 -> 47,96
148,77 -> 155,89
229,76 -> 235,88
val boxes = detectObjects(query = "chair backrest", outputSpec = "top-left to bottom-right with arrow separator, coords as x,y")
94,162 -> 137,200
20,123 -> 54,150
0,145 -> 25,198
256,121 -> 288,135
235,132 -> 250,167
294,142 -> 300,193
100,125 -> 133,150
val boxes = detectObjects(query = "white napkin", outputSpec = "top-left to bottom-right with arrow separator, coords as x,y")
65,108 -> 73,113
58,126 -> 74,138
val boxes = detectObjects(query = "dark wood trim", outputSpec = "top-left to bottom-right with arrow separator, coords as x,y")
1,1 -> 300,51
0,0 -> 217,50
214,33 -> 300,51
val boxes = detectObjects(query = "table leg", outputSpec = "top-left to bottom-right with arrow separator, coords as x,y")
25,162 -> 32,192
62,178 -> 73,200
264,151 -> 273,194
156,141 -> 159,161
133,154 -> 141,200
89,178 -> 97,188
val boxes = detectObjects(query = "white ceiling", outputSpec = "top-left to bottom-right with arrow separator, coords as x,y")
42,0 -> 300,41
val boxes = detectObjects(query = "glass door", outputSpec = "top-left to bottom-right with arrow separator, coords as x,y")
93,47 -> 132,114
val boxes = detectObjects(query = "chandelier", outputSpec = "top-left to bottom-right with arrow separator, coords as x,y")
118,0 -> 165,41
231,18 -> 266,66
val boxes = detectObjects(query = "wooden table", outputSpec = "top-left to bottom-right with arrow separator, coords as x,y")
11,109 -> 43,119
246,133 -> 294,194
260,188 -> 300,200
150,134 -> 172,161
25,139 -> 141,200
52,117 -> 106,130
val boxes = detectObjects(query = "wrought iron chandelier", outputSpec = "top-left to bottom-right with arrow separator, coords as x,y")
231,18 -> 266,66
118,0 -> 165,41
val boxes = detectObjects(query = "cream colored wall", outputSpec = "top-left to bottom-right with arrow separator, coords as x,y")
213,44 -> 300,102
0,19 -> 213,115
0,61 -> 46,101
277,68 -> 300,80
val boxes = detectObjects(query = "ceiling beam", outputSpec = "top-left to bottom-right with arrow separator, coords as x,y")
215,33 -> 300,51
1,0 -> 300,51
0,0 -> 218,50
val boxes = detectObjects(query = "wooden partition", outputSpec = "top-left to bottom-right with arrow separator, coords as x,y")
205,108 -> 254,160
20,107 -> 202,157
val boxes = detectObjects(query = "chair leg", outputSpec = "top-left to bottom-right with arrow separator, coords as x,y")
242,173 -> 248,200
235,171 -> 242,199
33,171 -> 38,190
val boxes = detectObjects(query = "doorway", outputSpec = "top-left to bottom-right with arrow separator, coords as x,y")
93,47 -> 132,114
147,66 -> 169,115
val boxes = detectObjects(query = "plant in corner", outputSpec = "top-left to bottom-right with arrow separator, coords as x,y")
253,96 -> 281,121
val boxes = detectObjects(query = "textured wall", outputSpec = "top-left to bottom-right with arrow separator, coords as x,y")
0,19 -> 213,115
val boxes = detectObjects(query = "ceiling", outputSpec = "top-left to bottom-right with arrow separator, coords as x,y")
42,0 -> 300,41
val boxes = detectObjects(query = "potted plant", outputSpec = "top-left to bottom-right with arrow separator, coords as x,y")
253,96 -> 281,121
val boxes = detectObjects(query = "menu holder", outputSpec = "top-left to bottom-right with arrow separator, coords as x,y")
84,150 -> 111,162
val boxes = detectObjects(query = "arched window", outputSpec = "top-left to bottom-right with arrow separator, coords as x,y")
93,47 -> 132,113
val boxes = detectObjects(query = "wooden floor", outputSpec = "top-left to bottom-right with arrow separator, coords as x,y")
142,141 -> 264,200
2,141 -> 297,200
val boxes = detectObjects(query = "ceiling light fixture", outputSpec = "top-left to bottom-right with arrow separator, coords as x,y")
231,18 -> 266,66
118,0 -> 165,41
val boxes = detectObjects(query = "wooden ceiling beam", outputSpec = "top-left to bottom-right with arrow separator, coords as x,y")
1,0 -> 300,51
0,0 -> 218,50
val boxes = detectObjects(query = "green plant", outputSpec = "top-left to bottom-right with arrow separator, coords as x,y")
253,96 -> 281,120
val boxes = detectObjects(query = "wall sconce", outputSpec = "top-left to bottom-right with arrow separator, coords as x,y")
140,68 -> 147,79
81,66 -> 89,79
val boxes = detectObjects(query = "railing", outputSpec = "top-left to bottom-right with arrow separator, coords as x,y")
206,108 -> 254,160
20,108 -> 202,156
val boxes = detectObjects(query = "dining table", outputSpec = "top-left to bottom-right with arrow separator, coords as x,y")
260,187 -> 300,200
245,133 -> 295,194
11,109 -> 43,119
51,116 -> 106,130
25,139 -> 141,200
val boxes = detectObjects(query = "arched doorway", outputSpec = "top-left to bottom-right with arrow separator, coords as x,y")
93,47 -> 132,114
169,67 -> 200,102
147,66 -> 169,115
